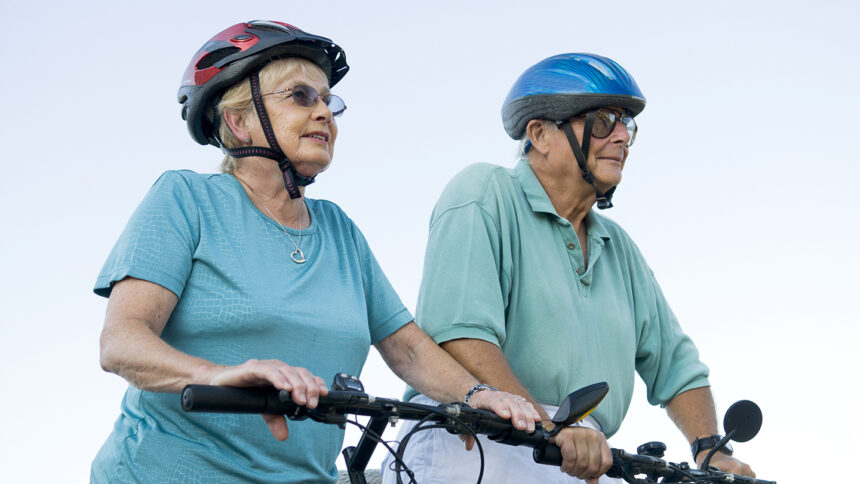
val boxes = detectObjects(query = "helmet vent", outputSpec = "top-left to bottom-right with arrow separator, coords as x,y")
196,47 -> 240,70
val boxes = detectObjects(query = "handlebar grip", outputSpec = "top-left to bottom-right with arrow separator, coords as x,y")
532,443 -> 562,466
181,385 -> 296,414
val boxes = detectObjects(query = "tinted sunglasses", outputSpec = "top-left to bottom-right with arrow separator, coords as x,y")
263,85 -> 347,117
587,109 -> 637,146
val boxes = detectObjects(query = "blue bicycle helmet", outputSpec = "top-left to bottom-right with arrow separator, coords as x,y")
501,53 -> 645,209
502,53 -> 645,140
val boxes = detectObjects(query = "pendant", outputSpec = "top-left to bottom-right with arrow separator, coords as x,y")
290,248 -> 306,264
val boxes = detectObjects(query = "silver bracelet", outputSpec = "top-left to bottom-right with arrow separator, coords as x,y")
463,383 -> 498,405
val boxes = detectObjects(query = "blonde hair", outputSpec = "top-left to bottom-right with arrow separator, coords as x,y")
216,57 -> 328,173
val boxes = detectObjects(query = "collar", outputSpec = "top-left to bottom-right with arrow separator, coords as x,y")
514,159 -> 611,244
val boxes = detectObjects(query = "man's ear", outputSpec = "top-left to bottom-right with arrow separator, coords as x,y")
525,119 -> 553,156
223,109 -> 250,143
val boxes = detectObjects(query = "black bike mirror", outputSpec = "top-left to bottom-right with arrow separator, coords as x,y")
723,400 -> 762,443
551,382 -> 609,428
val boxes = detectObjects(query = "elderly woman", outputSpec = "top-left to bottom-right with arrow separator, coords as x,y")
91,21 -> 538,484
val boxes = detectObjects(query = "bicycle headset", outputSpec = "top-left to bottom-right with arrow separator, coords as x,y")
501,53 -> 646,209
177,20 -> 349,199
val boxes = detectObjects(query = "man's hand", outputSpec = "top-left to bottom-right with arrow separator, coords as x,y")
697,452 -> 755,477
552,426 -> 613,484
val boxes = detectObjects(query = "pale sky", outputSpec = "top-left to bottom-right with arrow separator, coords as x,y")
1,1 -> 858,482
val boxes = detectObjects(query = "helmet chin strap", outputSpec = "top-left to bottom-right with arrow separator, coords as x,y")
559,115 -> 616,210
222,68 -> 315,199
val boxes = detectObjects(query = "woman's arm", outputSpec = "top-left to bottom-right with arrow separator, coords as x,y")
99,276 -> 328,440
374,322 -> 539,432
99,277 -> 213,392
442,337 -> 612,483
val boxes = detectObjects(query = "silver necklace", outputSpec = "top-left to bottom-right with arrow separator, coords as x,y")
235,174 -> 307,264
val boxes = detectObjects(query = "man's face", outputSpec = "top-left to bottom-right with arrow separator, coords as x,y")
567,108 -> 633,191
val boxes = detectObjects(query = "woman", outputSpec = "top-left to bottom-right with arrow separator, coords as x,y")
92,20 -> 538,484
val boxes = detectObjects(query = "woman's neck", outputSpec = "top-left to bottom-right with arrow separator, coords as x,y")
232,159 -> 307,228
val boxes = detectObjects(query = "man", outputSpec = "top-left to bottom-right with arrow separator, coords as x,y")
381,53 -> 755,484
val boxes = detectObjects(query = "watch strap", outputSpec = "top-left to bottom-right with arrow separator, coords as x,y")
463,383 -> 498,405
691,435 -> 733,458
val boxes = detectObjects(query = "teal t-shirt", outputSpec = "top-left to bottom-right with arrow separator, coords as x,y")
92,170 -> 412,483
405,161 -> 708,438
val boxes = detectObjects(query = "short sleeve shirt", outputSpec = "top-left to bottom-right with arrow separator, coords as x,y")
91,171 -> 412,483
406,161 -> 708,437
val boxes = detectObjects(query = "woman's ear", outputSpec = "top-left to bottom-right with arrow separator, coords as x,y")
525,119 -> 553,156
223,109 -> 250,143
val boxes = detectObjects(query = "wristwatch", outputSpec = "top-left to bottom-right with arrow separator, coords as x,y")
691,435 -> 733,459
463,383 -> 498,405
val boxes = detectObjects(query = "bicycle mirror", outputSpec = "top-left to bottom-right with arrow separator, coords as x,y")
552,382 -> 609,428
723,400 -> 762,442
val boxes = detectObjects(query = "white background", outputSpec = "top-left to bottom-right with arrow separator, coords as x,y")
1,1 -> 858,482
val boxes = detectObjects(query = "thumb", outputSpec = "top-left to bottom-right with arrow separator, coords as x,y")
458,433 -> 476,451
262,414 -> 290,441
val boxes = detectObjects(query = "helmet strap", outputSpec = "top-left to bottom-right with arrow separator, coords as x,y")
560,118 -> 615,210
222,69 -> 315,199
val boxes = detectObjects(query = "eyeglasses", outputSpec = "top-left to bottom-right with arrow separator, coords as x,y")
262,85 -> 347,117
565,109 -> 637,147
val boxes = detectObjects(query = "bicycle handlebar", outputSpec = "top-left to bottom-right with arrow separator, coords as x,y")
181,384 -> 556,456
181,384 -> 776,484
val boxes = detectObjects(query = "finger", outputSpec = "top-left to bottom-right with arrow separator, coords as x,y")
572,433 -> 591,478
557,431 -> 580,475
313,375 -> 329,396
510,401 -> 535,432
262,414 -> 289,441
278,366 -> 311,406
520,400 -> 538,432
583,429 -> 612,479
292,367 -> 323,408
582,431 -> 605,479
599,436 -> 613,476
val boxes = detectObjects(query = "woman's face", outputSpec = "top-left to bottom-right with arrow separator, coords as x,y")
251,66 -> 338,178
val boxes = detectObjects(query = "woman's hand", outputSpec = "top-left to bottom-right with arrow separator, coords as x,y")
209,359 -> 328,441
467,389 -> 540,432
551,426 -> 613,484
458,389 -> 540,450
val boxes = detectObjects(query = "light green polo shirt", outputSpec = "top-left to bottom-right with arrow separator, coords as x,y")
405,160 -> 709,437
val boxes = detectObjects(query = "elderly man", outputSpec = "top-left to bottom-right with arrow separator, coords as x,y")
382,53 -> 755,484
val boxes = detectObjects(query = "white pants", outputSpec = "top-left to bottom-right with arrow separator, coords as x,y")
380,395 -> 622,484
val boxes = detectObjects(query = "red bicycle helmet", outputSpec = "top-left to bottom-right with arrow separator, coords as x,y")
178,20 -> 349,148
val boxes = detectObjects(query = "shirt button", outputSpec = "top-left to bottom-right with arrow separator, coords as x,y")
567,242 -> 576,250
576,268 -> 582,275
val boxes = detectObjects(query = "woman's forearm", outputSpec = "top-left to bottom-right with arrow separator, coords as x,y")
375,322 -> 478,403
99,277 -> 222,393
